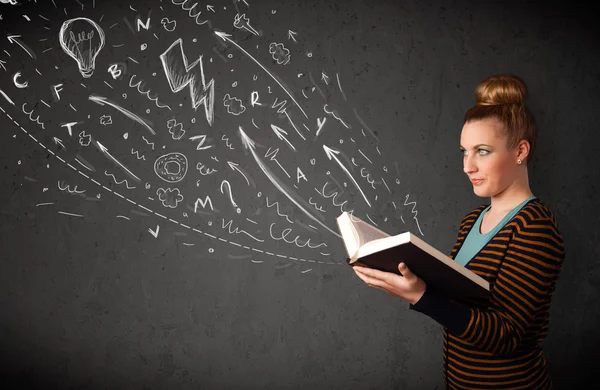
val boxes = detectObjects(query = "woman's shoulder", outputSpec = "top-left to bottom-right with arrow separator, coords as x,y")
519,198 -> 561,231
514,198 -> 564,249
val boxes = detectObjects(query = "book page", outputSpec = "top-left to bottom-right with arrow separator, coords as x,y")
349,215 -> 391,247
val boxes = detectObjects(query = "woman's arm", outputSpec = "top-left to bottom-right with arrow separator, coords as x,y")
410,212 -> 565,356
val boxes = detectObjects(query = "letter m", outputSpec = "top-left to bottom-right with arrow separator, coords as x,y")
160,38 -> 215,126
194,195 -> 214,212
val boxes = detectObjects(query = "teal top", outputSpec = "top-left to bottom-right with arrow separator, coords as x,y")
454,196 -> 538,266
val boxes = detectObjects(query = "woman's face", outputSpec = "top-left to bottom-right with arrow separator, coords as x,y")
460,118 -> 519,198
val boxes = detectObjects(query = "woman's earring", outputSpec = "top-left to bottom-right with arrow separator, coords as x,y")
517,159 -> 522,165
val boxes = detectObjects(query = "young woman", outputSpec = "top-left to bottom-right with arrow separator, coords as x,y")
352,74 -> 565,389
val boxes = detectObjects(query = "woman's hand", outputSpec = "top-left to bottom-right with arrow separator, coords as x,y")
353,262 -> 427,305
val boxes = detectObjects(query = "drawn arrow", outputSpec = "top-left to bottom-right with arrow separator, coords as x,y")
0,59 -> 7,72
89,95 -> 156,135
288,30 -> 297,43
7,35 -> 36,59
95,141 -> 141,182
214,31 -> 308,119
239,127 -> 341,238
206,4 -> 215,13
148,224 -> 160,238
227,161 -> 250,186
321,71 -> 330,85
53,136 -> 66,150
270,124 -> 296,151
323,144 -> 371,207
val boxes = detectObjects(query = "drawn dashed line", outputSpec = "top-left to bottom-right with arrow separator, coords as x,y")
0,105 -> 340,266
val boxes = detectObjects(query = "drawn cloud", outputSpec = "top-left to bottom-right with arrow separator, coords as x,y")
78,131 -> 91,147
269,42 -> 291,65
166,118 -> 185,140
223,93 -> 246,115
156,187 -> 183,208
161,17 -> 176,32
99,114 -> 112,125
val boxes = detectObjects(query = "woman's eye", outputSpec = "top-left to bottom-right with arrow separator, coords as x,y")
479,149 -> 489,155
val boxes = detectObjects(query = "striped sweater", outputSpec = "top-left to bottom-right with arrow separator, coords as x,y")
410,198 -> 565,389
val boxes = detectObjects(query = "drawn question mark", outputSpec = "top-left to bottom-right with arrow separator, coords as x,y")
220,180 -> 241,213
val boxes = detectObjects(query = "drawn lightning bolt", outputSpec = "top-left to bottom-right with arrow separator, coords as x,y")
160,38 -> 215,125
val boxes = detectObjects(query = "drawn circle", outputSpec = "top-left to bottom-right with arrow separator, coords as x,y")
396,178 -> 400,184
152,72 -> 156,76
326,171 -> 330,175
17,160 -> 21,165
209,248 -> 214,253
154,152 -> 188,183
257,192 -> 262,197
47,164 -> 50,168
141,43 -> 147,51
339,139 -> 343,144
236,208 -> 241,214
228,54 -> 233,58
208,221 -> 212,226
193,38 -> 197,43
232,81 -> 238,87
191,118 -> 196,123
146,109 -> 150,113
123,132 -> 129,139
307,52 -> 313,57
310,158 -> 315,165
122,93 -> 127,98
145,182 -> 151,189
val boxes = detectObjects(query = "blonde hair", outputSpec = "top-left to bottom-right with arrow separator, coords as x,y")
464,74 -> 537,165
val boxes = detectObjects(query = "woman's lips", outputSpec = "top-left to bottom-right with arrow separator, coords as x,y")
471,179 -> 485,185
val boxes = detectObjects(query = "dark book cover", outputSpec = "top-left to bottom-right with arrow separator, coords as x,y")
349,242 -> 490,299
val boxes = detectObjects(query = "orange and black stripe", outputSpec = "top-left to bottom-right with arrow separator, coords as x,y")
410,198 -> 565,389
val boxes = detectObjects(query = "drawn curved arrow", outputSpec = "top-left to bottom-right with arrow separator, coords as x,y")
215,31 -> 308,119
323,144 -> 371,207
239,127 -> 341,238
227,161 -> 250,186
95,140 -> 141,182
7,34 -> 36,59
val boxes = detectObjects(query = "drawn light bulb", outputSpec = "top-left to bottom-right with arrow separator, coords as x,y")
59,17 -> 105,78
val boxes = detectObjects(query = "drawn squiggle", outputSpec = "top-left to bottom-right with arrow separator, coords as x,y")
269,223 -> 328,249
308,197 -> 326,212
221,219 -> 264,242
142,135 -> 155,150
265,196 -> 293,224
404,194 -> 424,236
221,134 -> 234,150
315,181 -> 354,215
22,103 -> 45,129
171,0 -> 208,25
129,74 -> 171,110
58,180 -> 86,194
131,148 -> 146,160
104,170 -> 136,189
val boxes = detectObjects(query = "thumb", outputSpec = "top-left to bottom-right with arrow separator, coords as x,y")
398,262 -> 414,279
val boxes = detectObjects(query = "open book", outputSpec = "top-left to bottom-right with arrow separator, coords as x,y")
336,212 -> 490,299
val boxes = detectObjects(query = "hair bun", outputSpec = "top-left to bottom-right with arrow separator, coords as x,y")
475,74 -> 527,106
